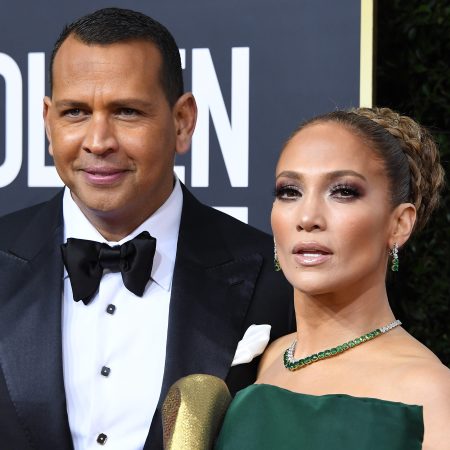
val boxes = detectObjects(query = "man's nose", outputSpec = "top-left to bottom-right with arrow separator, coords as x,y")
81,115 -> 118,155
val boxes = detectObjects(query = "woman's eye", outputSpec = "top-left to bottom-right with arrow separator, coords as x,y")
274,185 -> 302,200
330,184 -> 361,199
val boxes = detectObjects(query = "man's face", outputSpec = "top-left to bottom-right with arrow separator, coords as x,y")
44,35 -> 196,238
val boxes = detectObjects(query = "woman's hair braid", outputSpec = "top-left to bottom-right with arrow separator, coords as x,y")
293,106 -> 445,232
352,107 -> 444,231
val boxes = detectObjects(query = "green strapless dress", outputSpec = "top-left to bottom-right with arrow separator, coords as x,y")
215,384 -> 423,450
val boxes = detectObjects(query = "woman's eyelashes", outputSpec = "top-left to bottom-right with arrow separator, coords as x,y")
274,181 -> 363,201
329,183 -> 362,200
274,184 -> 302,200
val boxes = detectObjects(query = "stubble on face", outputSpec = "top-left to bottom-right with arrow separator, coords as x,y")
44,36 -> 180,240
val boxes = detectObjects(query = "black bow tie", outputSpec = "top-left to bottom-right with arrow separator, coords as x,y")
61,231 -> 157,305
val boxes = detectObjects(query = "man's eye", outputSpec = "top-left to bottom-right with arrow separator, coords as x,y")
63,108 -> 82,117
119,108 -> 138,116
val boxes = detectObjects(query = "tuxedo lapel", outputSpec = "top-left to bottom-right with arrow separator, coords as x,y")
0,192 -> 73,449
145,187 -> 264,449
163,186 -> 264,396
163,251 -> 264,394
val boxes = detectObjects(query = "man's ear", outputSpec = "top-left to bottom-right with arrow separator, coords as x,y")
173,93 -> 197,155
43,96 -> 54,156
388,202 -> 417,249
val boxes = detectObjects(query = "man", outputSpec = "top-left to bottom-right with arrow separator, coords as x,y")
0,8 -> 293,449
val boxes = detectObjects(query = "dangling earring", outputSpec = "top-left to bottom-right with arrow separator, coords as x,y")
390,243 -> 399,272
274,241 -> 281,272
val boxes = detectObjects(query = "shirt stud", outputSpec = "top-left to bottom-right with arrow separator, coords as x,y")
97,433 -> 107,445
106,304 -> 116,315
101,366 -> 111,377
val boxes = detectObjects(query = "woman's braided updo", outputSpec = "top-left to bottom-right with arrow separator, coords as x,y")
293,107 -> 445,232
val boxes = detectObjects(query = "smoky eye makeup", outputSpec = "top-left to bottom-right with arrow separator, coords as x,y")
273,172 -> 366,201
273,182 -> 302,200
329,181 -> 364,200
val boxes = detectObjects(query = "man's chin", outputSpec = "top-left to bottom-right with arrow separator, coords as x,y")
71,190 -> 126,217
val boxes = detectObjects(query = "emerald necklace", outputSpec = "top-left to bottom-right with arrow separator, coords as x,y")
283,319 -> 402,371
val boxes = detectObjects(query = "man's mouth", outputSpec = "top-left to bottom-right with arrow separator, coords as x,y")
81,167 -> 129,185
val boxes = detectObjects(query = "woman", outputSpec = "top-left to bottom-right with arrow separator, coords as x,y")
215,107 -> 450,449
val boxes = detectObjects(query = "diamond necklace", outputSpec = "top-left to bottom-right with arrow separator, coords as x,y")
283,319 -> 402,371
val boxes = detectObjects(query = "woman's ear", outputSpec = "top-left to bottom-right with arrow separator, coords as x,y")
173,93 -> 197,155
388,202 -> 417,248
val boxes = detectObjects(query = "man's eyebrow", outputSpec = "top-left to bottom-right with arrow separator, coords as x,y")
108,99 -> 155,109
53,100 -> 88,109
53,99 -> 155,109
276,170 -> 367,181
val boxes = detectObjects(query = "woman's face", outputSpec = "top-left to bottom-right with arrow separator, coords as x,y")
271,121 -> 398,296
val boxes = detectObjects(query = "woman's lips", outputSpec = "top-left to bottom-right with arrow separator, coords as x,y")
292,243 -> 332,266
294,252 -> 332,266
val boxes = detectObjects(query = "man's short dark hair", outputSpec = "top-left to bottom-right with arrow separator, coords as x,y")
50,7 -> 184,106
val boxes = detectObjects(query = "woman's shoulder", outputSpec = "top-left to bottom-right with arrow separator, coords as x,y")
406,361 -> 450,449
387,334 -> 450,449
398,352 -> 450,403
387,331 -> 449,396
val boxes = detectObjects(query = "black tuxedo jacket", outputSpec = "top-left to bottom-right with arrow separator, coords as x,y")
0,186 -> 294,449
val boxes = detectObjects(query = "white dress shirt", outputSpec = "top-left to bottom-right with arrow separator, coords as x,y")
62,179 -> 183,450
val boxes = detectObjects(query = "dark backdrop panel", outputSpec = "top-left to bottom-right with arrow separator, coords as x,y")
0,0 -> 364,232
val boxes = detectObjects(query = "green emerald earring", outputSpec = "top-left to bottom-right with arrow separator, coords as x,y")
390,243 -> 399,272
274,241 -> 281,271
